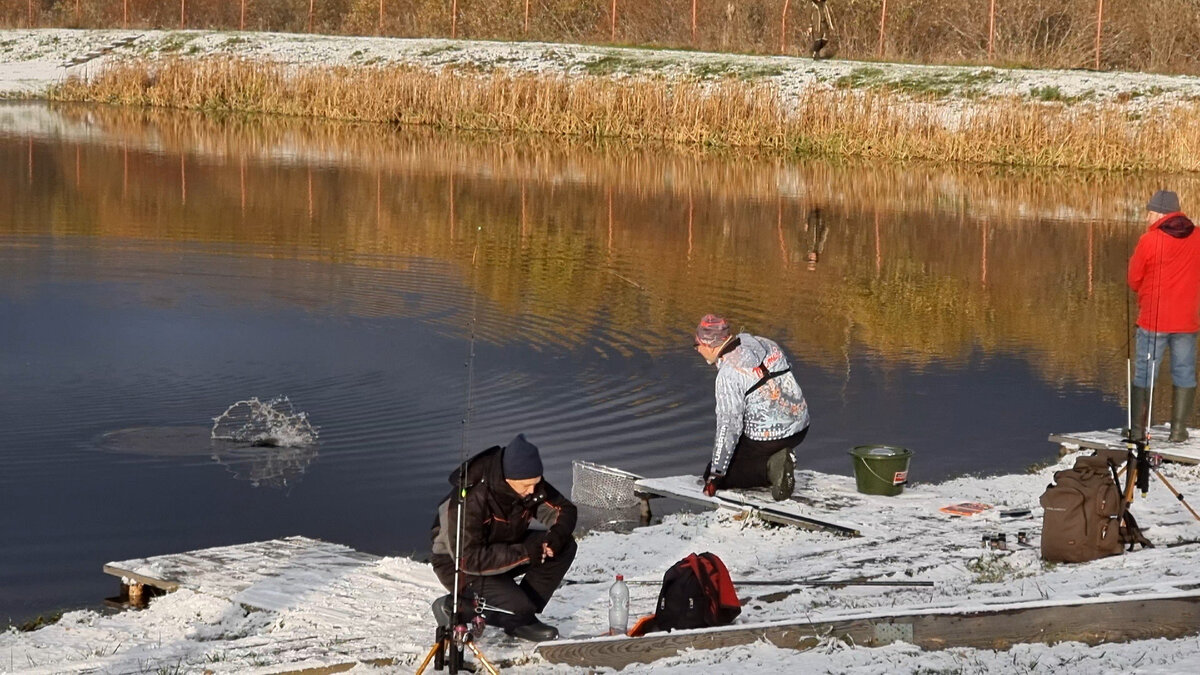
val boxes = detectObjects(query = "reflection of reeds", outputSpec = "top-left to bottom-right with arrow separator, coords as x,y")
50,58 -> 1200,172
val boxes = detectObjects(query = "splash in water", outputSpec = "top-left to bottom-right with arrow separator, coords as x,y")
211,396 -> 318,448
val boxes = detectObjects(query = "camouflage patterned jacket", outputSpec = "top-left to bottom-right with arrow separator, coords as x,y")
710,333 -> 809,475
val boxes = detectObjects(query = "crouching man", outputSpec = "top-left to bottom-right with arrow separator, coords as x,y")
430,433 -> 577,641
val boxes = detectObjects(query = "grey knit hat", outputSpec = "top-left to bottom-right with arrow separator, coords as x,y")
1147,190 -> 1181,214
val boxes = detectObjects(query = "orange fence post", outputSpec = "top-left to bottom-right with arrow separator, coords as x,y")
877,0 -> 888,58
780,0 -> 790,53
241,0 -> 246,30
27,0 -> 32,27
611,0 -> 617,42
76,0 -> 80,24
452,0 -> 458,38
691,0 -> 697,44
124,0 -> 128,28
1094,0 -> 1104,69
308,0 -> 314,32
987,0 -> 995,59
525,0 -> 530,34
181,0 -> 186,29
379,0 -> 384,34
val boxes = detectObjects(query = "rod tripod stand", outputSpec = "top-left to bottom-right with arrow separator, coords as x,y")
1115,438 -> 1200,522
415,622 -> 500,675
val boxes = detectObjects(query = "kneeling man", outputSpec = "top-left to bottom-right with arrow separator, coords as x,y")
430,433 -> 577,641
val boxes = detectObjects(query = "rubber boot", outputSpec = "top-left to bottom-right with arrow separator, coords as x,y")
767,449 -> 795,502
1169,386 -> 1195,443
1129,386 -> 1150,442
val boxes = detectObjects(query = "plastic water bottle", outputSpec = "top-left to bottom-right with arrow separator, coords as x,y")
608,574 -> 630,636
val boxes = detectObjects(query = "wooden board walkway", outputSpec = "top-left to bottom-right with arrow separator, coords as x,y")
1049,425 -> 1200,464
537,587 -> 1200,669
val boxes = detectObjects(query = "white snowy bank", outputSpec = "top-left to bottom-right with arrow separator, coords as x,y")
5,450 -> 1200,673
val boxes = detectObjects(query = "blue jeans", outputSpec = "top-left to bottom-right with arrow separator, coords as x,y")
1133,328 -> 1199,388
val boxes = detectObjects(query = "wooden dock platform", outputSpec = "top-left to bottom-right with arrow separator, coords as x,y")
1049,425 -> 1200,464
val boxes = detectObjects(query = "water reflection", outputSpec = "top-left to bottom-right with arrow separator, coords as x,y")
1,101 -> 1194,624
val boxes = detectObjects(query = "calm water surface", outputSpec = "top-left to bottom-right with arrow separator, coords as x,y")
2,103 -> 1191,623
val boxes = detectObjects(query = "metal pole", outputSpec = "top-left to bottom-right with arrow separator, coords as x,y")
611,0 -> 617,42
878,0 -> 888,58
692,0 -> 697,44
780,0 -> 790,53
987,0 -> 995,59
1094,0 -> 1104,69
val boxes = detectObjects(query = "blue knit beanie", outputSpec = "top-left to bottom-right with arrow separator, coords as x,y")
502,433 -> 543,480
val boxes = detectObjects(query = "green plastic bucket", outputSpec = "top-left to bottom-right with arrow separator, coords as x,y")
849,445 -> 912,496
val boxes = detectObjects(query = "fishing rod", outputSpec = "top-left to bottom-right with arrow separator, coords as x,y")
419,228 -> 499,675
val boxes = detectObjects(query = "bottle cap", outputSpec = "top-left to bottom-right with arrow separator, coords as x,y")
616,574 -> 624,581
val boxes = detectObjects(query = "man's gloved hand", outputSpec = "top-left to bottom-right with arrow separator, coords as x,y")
703,476 -> 720,497
523,532 -> 549,562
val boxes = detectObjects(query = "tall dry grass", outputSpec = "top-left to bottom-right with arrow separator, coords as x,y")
8,0 -> 1200,76
48,57 -> 1200,172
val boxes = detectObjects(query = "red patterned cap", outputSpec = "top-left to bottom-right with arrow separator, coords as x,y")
695,314 -> 731,347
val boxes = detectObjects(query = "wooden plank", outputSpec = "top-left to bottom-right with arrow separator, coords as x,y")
1050,426 -> 1200,465
101,564 -> 180,592
537,590 -> 1200,669
635,476 -> 863,537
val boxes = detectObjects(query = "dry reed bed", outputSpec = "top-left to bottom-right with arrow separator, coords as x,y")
49,58 -> 1200,172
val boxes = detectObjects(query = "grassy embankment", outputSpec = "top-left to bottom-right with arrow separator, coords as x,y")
49,57 -> 1200,172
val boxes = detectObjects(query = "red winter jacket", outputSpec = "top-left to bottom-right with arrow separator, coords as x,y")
1128,212 -> 1200,333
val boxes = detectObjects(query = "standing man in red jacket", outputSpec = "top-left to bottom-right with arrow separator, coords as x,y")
1128,190 -> 1200,442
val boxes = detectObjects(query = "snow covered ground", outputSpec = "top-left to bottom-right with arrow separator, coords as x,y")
5,450 -> 1200,673
3,28 -> 1200,114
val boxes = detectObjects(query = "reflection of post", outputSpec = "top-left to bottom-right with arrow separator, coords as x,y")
307,168 -> 314,221
27,138 -> 32,185
378,170 -> 384,231
520,182 -> 528,237
123,145 -> 129,199
607,186 -> 614,252
874,210 -> 881,275
239,156 -> 246,214
180,154 -> 186,206
687,192 -> 694,260
449,174 -> 456,237
981,220 -> 989,287
75,146 -> 81,187
776,198 -> 788,264
1087,221 -> 1094,298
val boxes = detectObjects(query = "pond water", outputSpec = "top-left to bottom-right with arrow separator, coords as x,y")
1,102 -> 1192,624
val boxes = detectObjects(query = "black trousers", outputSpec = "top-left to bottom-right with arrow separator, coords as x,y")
433,535 -> 577,629
707,426 -> 809,489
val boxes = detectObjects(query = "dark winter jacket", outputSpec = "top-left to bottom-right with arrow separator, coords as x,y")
430,446 -> 577,577
1129,212 -> 1200,333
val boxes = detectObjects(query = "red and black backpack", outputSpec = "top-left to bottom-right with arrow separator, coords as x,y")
629,552 -> 741,635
